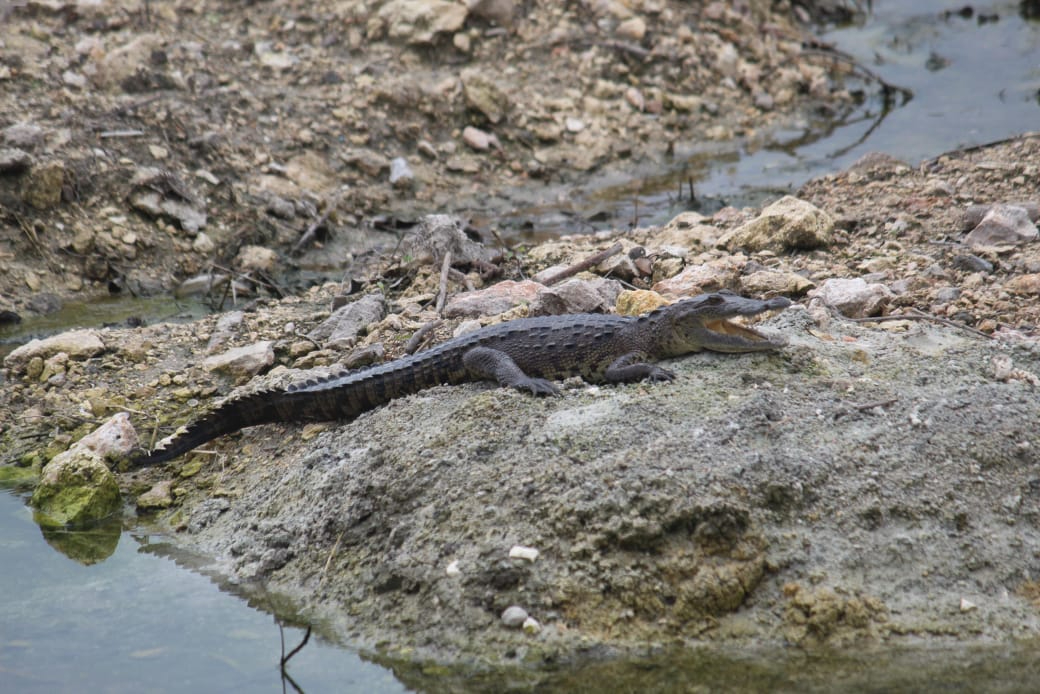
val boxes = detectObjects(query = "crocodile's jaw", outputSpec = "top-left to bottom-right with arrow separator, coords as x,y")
697,318 -> 785,353
658,293 -> 792,354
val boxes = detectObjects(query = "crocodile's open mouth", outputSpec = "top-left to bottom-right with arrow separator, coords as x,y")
703,318 -> 773,342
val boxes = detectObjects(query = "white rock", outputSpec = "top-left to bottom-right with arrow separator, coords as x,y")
446,559 -> 461,576
501,605 -> 528,628
3,329 -> 105,372
389,157 -> 414,187
192,232 -> 215,253
203,341 -> 275,379
809,277 -> 893,318
522,616 -> 541,634
960,597 -> 977,612
509,545 -> 540,562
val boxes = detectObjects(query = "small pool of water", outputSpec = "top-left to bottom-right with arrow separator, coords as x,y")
0,489 -> 407,693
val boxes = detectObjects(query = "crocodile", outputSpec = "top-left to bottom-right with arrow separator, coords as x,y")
133,291 -> 791,466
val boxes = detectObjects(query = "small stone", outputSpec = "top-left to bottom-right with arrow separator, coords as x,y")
959,597 -> 977,612
308,292 -> 387,345
509,545 -> 539,562
963,204 -> 1038,248
951,254 -> 993,274
23,160 -> 65,209
522,617 -> 541,634
235,245 -> 278,273
530,278 -> 619,316
202,341 -> 275,381
1007,273 -> 1040,296
625,87 -> 645,111
0,147 -> 32,174
62,70 -> 88,88
462,125 -> 496,151
192,232 -> 216,253
461,69 -> 510,124
389,157 -> 414,188
445,559 -> 461,576
136,479 -> 175,510
615,16 -> 646,41
468,0 -> 516,27
4,329 -> 105,372
740,270 -> 814,296
564,117 -> 585,133
2,122 -> 46,149
616,289 -> 669,316
453,319 -> 483,337
809,277 -> 893,318
501,605 -> 529,628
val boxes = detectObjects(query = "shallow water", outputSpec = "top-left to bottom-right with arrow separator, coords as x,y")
5,4 -> 1040,691
0,489 -> 406,693
512,0 -> 1040,234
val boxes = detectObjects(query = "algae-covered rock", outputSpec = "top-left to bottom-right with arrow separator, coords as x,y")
29,412 -> 137,527
31,449 -> 121,528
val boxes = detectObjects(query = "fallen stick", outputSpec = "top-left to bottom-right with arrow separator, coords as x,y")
540,241 -> 623,286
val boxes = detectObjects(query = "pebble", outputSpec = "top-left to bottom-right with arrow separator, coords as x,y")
951,254 -> 993,274
462,125 -> 497,151
509,545 -> 539,562
808,277 -> 893,318
615,16 -> 646,41
501,605 -> 528,628
522,617 -> 541,634
445,559 -> 461,576
0,147 -> 31,173
389,157 -> 414,187
963,204 -> 1039,248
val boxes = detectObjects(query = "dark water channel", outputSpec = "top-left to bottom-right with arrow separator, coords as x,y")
4,3 -> 1040,691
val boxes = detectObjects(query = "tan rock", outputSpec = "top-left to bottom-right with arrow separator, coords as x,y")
652,257 -> 744,297
616,290 -> 669,316
1007,273 -> 1040,295
235,245 -> 279,273
740,270 -> 815,296
23,159 -> 64,209
444,280 -> 544,318
718,196 -> 834,253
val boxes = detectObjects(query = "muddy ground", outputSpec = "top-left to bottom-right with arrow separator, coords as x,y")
3,0 -> 1040,675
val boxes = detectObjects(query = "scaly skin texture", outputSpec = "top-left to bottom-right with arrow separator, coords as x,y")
133,292 -> 791,466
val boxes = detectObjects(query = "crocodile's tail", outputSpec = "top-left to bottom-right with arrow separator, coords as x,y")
132,389 -> 288,467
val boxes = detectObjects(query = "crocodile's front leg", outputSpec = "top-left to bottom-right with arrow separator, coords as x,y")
604,352 -> 676,384
462,346 -> 560,395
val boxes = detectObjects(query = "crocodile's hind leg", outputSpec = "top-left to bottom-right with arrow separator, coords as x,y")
462,346 -> 560,395
604,351 -> 676,383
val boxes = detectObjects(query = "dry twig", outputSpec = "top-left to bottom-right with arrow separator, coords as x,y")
540,242 -> 623,286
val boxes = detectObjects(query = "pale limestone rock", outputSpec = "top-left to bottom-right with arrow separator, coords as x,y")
718,196 -> 834,253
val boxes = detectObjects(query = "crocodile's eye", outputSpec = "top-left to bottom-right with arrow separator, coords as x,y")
703,294 -> 724,306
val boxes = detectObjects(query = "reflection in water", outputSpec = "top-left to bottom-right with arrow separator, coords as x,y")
38,514 -> 122,565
